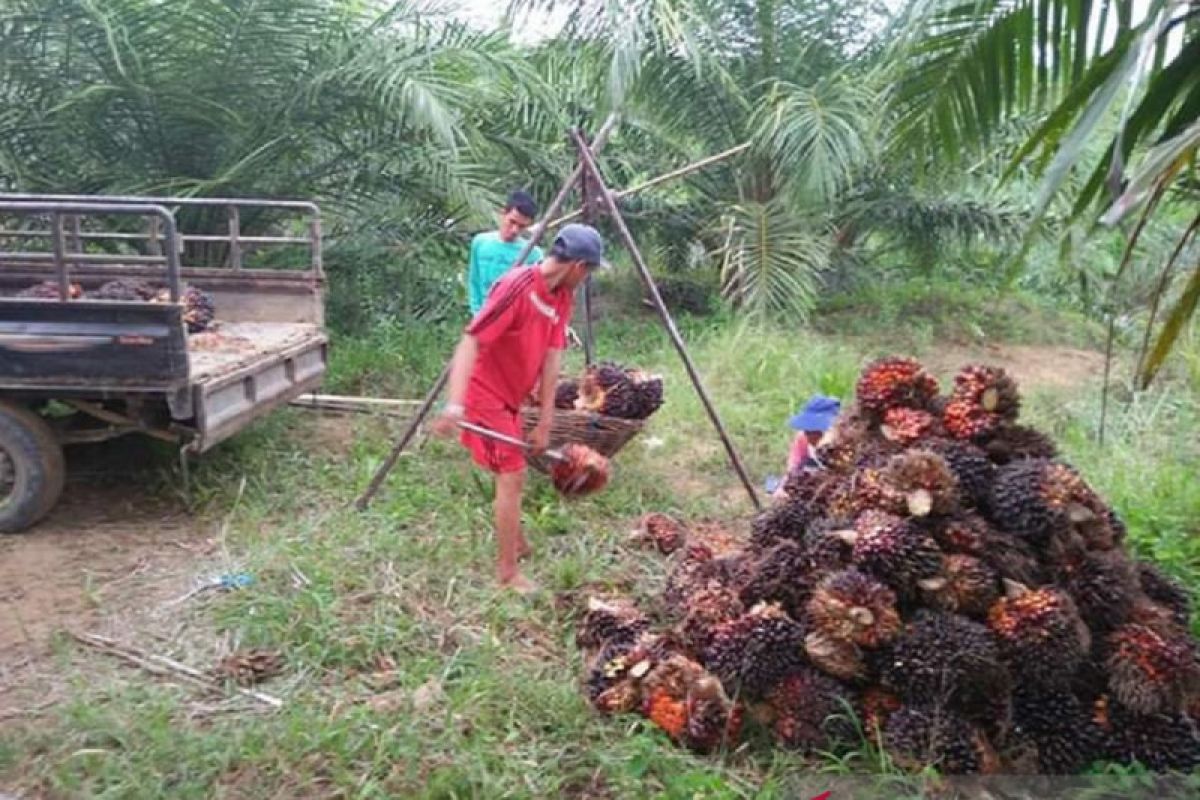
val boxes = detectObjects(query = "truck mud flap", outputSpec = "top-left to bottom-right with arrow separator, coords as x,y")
191,337 -> 327,453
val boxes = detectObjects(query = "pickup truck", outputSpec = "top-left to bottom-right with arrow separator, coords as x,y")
0,195 -> 328,532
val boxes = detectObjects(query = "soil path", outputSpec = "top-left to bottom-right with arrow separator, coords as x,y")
920,342 -> 1107,391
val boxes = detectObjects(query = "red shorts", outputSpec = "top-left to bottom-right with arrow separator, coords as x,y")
460,405 -> 526,474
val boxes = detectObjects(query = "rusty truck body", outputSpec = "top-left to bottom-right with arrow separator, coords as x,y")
0,195 -> 328,532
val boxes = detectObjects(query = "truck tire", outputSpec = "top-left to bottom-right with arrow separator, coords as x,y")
0,400 -> 66,533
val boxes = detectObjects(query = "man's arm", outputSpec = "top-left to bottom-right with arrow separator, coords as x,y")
530,348 -> 562,454
432,334 -> 479,437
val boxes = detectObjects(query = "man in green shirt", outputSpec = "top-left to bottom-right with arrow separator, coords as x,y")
467,190 -> 543,316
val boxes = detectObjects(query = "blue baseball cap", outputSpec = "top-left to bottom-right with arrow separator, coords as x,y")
789,395 -> 841,432
552,223 -> 609,269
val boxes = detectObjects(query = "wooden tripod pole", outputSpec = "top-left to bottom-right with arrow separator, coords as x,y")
569,129 -> 762,510
354,115 -> 620,511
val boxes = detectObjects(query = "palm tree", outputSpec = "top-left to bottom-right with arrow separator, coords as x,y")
895,0 -> 1200,386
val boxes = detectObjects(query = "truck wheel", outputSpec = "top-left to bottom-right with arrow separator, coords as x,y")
0,400 -> 66,533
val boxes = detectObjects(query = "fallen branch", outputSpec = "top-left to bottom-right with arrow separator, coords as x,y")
71,631 -> 283,709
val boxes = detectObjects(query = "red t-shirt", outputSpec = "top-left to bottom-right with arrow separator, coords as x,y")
464,265 -> 573,411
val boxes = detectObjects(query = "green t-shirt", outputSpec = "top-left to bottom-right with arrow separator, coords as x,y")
467,231 -> 543,316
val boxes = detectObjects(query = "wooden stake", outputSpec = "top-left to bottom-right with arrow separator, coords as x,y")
570,129 -> 762,510
354,114 -> 620,510
548,141 -> 751,228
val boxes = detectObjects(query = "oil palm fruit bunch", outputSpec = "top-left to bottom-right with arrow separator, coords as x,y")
678,585 -> 745,653
577,596 -> 651,653
738,539 -> 815,618
855,356 -> 940,418
1137,563 -> 1192,627
990,459 -> 1096,546
630,512 -> 688,555
576,362 -> 664,420
879,449 -> 960,518
1095,698 -> 1200,771
17,280 -> 83,299
805,568 -> 902,651
878,611 -> 1010,720
880,407 -> 940,445
987,584 -> 1090,685
981,423 -> 1058,465
922,438 -> 995,510
919,554 -> 1000,618
764,668 -> 856,752
1104,620 -> 1200,716
942,365 -> 1020,441
1009,686 -> 1104,774
152,285 -> 215,332
213,649 -> 283,686
554,379 -> 579,410
1051,547 -> 1140,633
90,278 -> 157,301
549,444 -> 610,497
849,510 -> 943,598
701,602 -> 807,698
681,674 -> 743,753
883,705 -> 1000,775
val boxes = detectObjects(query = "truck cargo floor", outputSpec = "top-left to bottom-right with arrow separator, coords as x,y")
188,321 -> 324,383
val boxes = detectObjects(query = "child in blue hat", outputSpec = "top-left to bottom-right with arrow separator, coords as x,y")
765,395 -> 842,497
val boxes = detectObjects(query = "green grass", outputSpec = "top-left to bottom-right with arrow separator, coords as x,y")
3,312 -> 1199,798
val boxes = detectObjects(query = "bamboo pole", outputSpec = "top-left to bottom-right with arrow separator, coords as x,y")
569,129 -> 762,511
354,114 -> 620,511
548,141 -> 751,228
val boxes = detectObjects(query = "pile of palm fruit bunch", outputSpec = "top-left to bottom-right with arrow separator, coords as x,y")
87,279 -> 216,332
14,280 -> 83,299
577,356 -> 1200,775
555,361 -> 664,420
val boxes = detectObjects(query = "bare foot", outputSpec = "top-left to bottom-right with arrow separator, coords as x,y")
498,572 -> 538,595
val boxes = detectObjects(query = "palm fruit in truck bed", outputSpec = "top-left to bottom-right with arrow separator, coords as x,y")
153,285 -> 215,333
90,278 -> 157,301
16,280 -> 82,299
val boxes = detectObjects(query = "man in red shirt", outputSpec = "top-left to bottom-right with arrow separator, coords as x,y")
432,224 -> 608,592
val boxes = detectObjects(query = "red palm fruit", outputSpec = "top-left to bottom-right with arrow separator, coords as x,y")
943,397 -> 1003,441
1105,621 -> 1200,716
855,356 -> 940,416
631,512 -> 688,555
645,687 -> 688,739
881,407 -> 940,445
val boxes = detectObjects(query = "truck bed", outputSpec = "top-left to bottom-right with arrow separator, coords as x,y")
188,322 -> 324,383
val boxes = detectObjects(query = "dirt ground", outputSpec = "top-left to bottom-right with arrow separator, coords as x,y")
922,343 -> 1107,391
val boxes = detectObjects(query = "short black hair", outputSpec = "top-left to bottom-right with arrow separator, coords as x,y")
504,189 -> 537,220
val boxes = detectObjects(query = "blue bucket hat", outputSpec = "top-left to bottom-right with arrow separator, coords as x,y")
789,395 -> 841,432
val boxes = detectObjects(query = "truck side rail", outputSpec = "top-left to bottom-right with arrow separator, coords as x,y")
0,201 -> 182,300
0,193 -> 321,278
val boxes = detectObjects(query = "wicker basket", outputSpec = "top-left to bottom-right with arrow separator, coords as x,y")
520,406 -> 645,474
